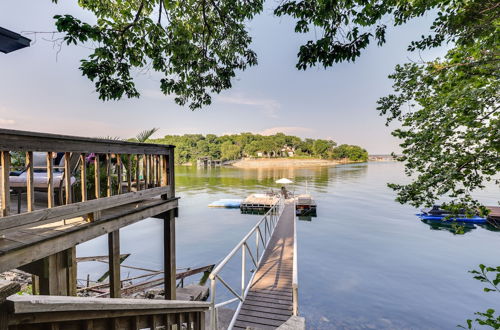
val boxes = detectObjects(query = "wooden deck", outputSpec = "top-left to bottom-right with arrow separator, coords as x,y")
0,196 -> 178,273
233,202 -> 295,329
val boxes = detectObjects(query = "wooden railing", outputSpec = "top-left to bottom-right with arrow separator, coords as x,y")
3,294 -> 208,330
0,128 -> 175,226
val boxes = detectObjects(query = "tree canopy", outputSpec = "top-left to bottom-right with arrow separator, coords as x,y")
49,0 -> 497,109
149,132 -> 367,164
377,0 -> 499,214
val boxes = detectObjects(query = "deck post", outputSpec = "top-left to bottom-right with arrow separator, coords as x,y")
168,151 -> 175,198
164,209 -> 176,300
108,230 -> 121,298
1,151 -> 10,217
23,249 -> 76,296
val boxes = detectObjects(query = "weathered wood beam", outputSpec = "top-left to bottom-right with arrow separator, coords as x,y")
7,294 -> 209,314
47,153 -> 54,209
0,186 -> 170,231
1,151 -> 10,217
0,128 -> 173,155
108,230 -> 121,298
164,209 -> 176,300
0,199 -> 178,273
26,151 -> 34,212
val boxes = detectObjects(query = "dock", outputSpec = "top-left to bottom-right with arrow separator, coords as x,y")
240,193 -> 279,213
487,206 -> 500,227
209,199 -> 303,329
233,201 -> 296,329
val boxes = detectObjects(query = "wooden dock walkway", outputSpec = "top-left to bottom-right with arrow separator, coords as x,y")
233,201 -> 295,330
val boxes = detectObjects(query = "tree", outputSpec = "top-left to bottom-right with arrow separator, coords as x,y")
129,128 -> 159,142
331,144 -> 368,162
48,0 -> 496,111
220,141 -> 241,161
52,0 -> 260,109
376,0 -> 499,214
312,139 -> 334,158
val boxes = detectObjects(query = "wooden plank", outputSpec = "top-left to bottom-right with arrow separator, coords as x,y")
238,308 -> 290,321
0,128 -> 173,155
135,155 -> 141,191
116,154 -> 122,195
164,210 -> 176,300
8,308 -> 208,326
106,154 -> 112,197
66,247 -> 77,296
8,294 -> 210,314
26,151 -> 34,212
127,156 -> 132,193
233,322 -> 275,330
64,152 -> 72,205
1,151 -> 10,216
144,155 -> 148,190
240,304 -> 292,316
251,289 -> 293,297
0,199 -> 178,273
0,186 -> 170,231
80,154 -> 87,202
243,295 -> 292,306
235,314 -> 284,327
47,152 -> 54,209
246,291 -> 293,301
108,230 -> 121,298
168,152 -> 175,198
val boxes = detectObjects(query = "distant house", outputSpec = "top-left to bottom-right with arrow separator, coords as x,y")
257,152 -> 264,157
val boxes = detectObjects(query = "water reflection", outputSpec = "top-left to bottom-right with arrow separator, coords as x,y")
420,219 -> 478,235
175,163 -> 369,195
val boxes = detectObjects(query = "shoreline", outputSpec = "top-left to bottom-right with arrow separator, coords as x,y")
228,158 -> 362,168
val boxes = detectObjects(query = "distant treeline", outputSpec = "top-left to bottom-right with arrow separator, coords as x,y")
149,133 -> 368,164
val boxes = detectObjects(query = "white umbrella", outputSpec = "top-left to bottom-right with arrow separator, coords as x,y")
275,178 -> 293,184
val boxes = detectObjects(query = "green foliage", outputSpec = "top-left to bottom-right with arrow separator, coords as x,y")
377,0 -> 499,212
17,284 -> 32,295
10,152 -> 26,170
150,132 -> 366,164
459,265 -> 500,329
312,139 -> 335,159
51,0 -> 500,110
220,141 -> 241,161
131,128 -> 159,142
331,144 -> 368,162
52,0 -> 260,109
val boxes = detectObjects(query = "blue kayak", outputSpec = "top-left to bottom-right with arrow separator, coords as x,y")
417,213 -> 486,224
208,199 -> 242,208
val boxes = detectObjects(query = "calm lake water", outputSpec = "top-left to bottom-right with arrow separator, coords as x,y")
78,162 -> 500,329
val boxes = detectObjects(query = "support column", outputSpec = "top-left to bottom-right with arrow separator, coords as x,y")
164,209 -> 176,300
108,230 -> 121,298
21,248 -> 77,296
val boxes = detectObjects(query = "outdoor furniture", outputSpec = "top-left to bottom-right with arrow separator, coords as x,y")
8,152 -> 79,213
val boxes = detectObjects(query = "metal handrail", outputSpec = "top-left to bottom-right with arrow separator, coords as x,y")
292,199 -> 299,316
209,197 -> 285,330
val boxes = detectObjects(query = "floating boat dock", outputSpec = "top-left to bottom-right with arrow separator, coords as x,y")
240,194 -> 279,212
295,194 -> 316,216
487,206 -> 500,228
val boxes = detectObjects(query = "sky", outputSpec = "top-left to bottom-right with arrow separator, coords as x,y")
0,1 -> 444,154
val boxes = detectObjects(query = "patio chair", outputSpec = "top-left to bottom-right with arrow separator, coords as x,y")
9,152 -> 80,213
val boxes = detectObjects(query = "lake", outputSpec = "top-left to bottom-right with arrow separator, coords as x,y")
78,161 -> 500,329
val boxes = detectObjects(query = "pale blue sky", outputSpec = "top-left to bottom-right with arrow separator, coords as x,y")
0,1 -> 442,153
